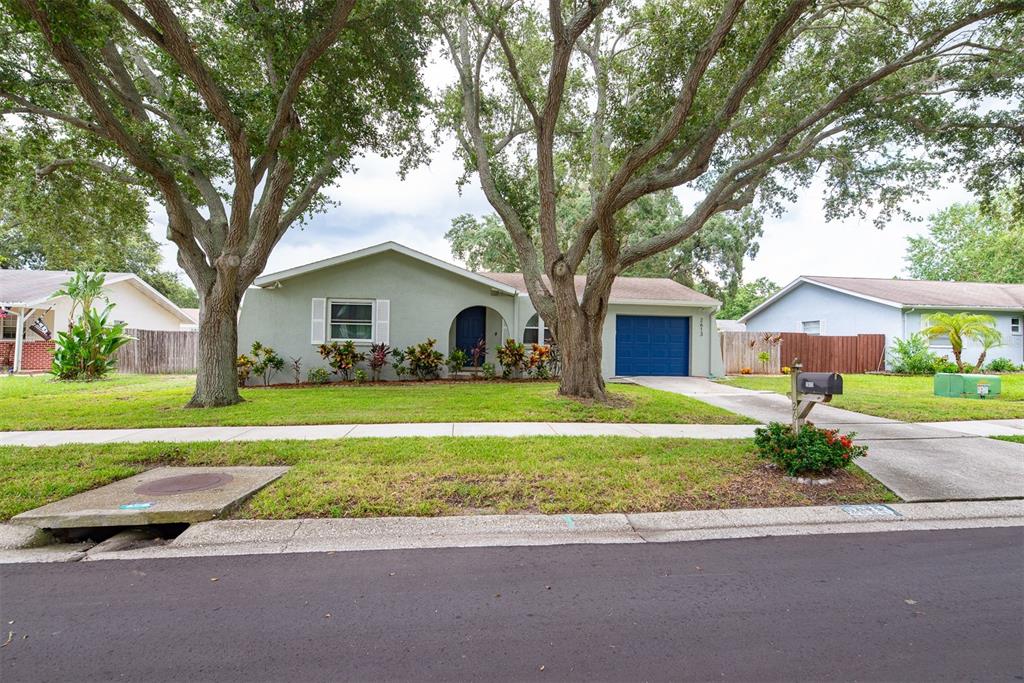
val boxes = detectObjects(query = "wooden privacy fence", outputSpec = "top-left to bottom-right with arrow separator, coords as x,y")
722,331 -> 886,374
115,328 -> 198,374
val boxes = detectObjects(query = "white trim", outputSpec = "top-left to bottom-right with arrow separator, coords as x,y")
327,298 -> 375,343
13,308 -> 24,372
254,242 -> 519,295
1011,316 -> 1021,335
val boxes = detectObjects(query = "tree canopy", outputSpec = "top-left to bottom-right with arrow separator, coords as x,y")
0,133 -> 198,306
716,277 -> 780,320
1,0 -> 430,405
434,0 -> 1023,399
905,193 -> 1024,284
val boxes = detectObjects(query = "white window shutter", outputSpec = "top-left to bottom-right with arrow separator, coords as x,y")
311,298 -> 326,344
375,299 -> 390,345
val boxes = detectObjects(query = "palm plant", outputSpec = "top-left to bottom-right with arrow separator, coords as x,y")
920,312 -> 1001,373
54,269 -> 107,331
972,327 -> 1005,372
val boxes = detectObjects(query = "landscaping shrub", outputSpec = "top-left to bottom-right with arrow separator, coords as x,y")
888,333 -> 938,374
248,341 -> 284,386
51,305 -> 133,381
289,357 -> 302,384
496,339 -> 527,378
469,339 -> 487,370
306,367 -> 331,384
754,422 -> 867,476
481,362 -> 497,380
528,343 -> 553,379
236,354 -> 254,387
368,343 -> 390,381
932,356 -> 959,374
318,340 -> 366,380
986,357 -> 1019,373
354,368 -> 368,384
391,349 -> 409,379
446,347 -> 469,376
739,367 -> 752,375
404,338 -> 444,380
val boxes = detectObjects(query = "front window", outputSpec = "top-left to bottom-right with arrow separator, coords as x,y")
0,311 -> 18,340
329,300 -> 373,341
523,314 -> 554,345
801,320 -> 820,335
1012,317 -> 1021,335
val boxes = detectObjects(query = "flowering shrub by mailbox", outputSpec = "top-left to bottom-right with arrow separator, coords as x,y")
754,422 -> 867,476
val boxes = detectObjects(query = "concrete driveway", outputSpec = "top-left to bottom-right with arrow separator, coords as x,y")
629,376 -> 1024,502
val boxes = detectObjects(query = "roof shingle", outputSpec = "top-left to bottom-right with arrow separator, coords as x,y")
804,276 -> 1024,309
482,272 -> 719,305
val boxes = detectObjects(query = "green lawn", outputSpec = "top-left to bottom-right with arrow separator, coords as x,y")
994,435 -> 1024,444
0,437 -> 894,521
0,374 -> 752,430
719,373 -> 1024,422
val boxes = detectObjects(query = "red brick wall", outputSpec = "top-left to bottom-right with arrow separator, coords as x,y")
0,340 -> 55,372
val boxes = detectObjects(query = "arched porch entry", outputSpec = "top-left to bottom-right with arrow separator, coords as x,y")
448,306 -> 510,366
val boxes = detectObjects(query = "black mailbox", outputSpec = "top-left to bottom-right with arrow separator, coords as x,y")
796,372 -> 843,396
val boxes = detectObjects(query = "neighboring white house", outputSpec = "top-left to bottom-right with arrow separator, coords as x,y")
238,241 -> 726,380
740,276 -> 1024,368
0,269 -> 195,372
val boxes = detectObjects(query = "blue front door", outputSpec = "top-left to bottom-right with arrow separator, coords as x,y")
615,315 -> 690,376
455,306 -> 486,358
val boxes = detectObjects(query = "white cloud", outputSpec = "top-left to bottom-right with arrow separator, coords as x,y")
147,142 -> 975,287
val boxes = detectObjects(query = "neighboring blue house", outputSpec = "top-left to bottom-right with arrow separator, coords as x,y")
740,276 -> 1024,368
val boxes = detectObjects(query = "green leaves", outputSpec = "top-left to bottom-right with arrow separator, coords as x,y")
51,305 -> 134,381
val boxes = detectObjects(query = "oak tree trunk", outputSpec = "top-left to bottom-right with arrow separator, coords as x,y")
187,282 -> 243,408
552,278 -> 609,401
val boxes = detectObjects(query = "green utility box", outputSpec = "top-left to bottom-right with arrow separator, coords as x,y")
933,373 -> 1002,399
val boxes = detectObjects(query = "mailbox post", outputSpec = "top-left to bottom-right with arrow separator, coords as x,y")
789,359 -> 844,433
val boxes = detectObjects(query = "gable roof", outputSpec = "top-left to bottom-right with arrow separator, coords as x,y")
739,275 -> 1024,322
254,241 -> 720,306
0,269 -> 194,323
253,241 -> 519,294
483,272 -> 719,305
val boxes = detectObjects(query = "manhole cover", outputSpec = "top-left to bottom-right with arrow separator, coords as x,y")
135,473 -> 235,496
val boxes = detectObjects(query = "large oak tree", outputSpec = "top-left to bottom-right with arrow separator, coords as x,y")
1,0 -> 428,406
434,0 -> 1023,400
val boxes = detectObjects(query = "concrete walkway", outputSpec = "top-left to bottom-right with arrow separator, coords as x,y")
0,422 -> 760,446
1,499 -> 1019,563
630,376 -> 1024,502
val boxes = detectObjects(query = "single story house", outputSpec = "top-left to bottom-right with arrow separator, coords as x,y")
0,269 -> 195,372
238,242 -> 725,380
740,276 -> 1024,368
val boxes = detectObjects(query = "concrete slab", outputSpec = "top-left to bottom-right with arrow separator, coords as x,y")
0,543 -> 93,563
0,523 -> 53,550
856,437 -> 1024,502
452,422 -> 557,437
11,466 -> 290,529
227,425 -> 355,441
106,426 -> 251,443
922,420 -> 1024,438
0,429 -> 142,446
629,424 -> 758,439
548,423 -> 644,437
346,423 -> 454,438
820,422 -> 970,441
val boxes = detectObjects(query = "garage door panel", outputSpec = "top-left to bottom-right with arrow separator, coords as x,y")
615,315 -> 689,376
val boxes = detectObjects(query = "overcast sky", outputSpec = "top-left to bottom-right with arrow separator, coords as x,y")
150,140 -> 971,289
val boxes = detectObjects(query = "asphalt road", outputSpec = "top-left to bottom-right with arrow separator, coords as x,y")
2,528 -> 1022,682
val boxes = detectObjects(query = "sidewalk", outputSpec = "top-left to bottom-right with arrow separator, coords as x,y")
0,418 -> 1020,447
1,499 -> 1020,563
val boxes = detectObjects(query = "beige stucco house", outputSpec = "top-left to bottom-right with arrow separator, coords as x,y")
0,270 -> 195,372
238,242 -> 725,380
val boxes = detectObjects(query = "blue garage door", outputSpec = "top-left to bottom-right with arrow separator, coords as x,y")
615,315 -> 690,376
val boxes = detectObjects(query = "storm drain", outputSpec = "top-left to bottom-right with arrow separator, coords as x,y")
135,472 -> 235,496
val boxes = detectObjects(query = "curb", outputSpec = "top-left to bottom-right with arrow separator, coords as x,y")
2,500 -> 1018,564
